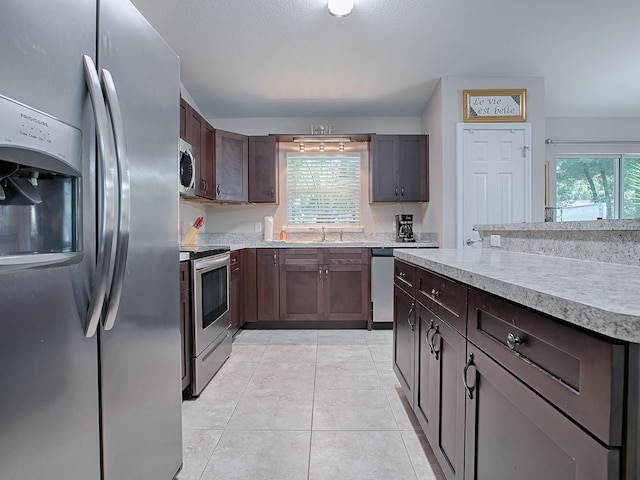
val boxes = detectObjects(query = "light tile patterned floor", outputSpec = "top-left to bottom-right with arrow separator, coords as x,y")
177,329 -> 445,480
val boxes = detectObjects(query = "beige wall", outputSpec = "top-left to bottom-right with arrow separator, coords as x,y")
421,76 -> 545,248
180,77 -> 547,242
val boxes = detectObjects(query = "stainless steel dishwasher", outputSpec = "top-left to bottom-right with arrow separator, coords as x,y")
371,248 -> 395,326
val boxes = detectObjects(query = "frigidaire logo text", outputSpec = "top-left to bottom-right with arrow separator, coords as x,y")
21,113 -> 48,128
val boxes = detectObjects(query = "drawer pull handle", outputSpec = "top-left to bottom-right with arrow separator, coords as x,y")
407,302 -> 415,332
431,288 -> 441,298
506,333 -> 523,350
399,271 -> 406,279
463,353 -> 476,400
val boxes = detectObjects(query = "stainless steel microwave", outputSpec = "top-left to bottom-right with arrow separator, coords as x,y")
179,138 -> 195,196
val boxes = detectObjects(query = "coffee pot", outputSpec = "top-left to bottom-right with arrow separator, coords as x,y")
396,214 -> 415,242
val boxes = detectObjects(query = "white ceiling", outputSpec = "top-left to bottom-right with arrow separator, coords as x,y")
130,0 -> 640,120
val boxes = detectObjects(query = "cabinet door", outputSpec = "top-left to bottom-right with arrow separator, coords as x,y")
430,314 -> 466,480
256,249 -> 280,321
370,135 -> 398,202
179,97 -> 188,141
324,263 -> 369,323
188,108 -> 205,197
241,248 -> 257,324
180,286 -> 191,391
215,129 -> 248,202
463,344 -> 620,480
393,284 -> 416,407
414,303 -> 437,440
248,136 -> 278,203
396,135 -> 428,202
279,263 -> 323,321
229,252 -> 241,336
200,123 -> 216,199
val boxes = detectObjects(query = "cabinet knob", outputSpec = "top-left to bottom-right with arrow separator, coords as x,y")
431,288 -> 441,298
400,185 -> 405,196
506,333 -> 523,350
270,188 -> 274,198
395,185 -> 398,197
273,251 -> 277,265
399,271 -> 406,279
217,184 -> 221,195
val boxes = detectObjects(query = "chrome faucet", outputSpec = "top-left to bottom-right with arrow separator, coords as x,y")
321,225 -> 326,242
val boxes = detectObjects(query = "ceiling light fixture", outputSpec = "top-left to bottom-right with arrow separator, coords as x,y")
292,136 -> 352,143
328,0 -> 354,17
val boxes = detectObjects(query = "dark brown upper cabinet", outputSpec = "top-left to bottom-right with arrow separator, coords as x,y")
370,134 -> 428,202
180,98 -> 214,199
248,136 -> 278,203
215,129 -> 249,202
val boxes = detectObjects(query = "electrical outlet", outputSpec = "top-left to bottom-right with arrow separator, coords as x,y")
254,222 -> 262,232
490,235 -> 501,248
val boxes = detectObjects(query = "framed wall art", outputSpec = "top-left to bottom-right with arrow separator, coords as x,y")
463,89 -> 527,122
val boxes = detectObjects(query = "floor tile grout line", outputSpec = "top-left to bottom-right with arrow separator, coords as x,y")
195,350 -> 259,479
306,333 -> 319,480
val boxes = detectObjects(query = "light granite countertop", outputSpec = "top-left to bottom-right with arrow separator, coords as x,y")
394,248 -> 640,343
227,240 -> 439,251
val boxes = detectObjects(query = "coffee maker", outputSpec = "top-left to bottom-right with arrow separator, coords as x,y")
396,214 -> 415,242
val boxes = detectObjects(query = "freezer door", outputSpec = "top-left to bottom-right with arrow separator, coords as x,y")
0,1 -> 101,478
97,1 -> 183,479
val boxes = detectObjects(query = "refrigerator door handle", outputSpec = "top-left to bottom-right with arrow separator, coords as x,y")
100,68 -> 131,331
83,55 -> 118,338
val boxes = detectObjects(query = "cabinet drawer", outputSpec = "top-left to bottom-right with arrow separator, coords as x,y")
324,247 -> 369,265
467,288 -> 624,446
279,248 -> 323,265
415,267 -> 467,334
394,259 -> 415,295
230,250 -> 241,271
179,261 -> 190,291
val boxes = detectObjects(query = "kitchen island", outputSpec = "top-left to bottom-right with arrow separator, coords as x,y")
393,247 -> 640,480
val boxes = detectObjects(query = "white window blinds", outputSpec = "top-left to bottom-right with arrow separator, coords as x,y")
287,154 -> 361,225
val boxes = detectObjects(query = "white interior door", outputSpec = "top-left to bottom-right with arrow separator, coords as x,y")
456,124 -> 531,248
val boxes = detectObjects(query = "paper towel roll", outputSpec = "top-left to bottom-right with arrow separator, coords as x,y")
264,216 -> 274,241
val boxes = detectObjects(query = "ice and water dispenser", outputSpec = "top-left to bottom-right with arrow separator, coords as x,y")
0,94 -> 82,270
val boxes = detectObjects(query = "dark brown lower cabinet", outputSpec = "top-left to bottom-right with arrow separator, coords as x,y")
179,261 -> 192,391
463,344 -> 620,480
416,303 -> 466,480
256,248 -> 279,321
229,250 -> 241,336
394,260 -> 625,480
241,248 -> 257,324
278,248 -> 369,326
393,284 -> 416,407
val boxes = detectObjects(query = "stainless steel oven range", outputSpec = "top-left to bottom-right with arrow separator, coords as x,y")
184,246 -> 232,396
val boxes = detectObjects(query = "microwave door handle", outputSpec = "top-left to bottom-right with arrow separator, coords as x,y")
100,68 -> 131,332
83,55 -> 117,338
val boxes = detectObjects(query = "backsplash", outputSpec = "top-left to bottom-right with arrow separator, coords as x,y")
475,220 -> 640,266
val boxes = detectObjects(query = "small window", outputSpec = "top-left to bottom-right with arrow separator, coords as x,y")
286,154 -> 361,226
555,155 -> 640,220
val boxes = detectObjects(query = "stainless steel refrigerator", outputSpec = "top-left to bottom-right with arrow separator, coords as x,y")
0,0 -> 182,478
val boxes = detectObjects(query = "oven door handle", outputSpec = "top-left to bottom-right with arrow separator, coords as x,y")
195,253 -> 230,272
